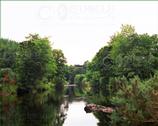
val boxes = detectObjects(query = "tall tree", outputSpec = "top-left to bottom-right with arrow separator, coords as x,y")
17,34 -> 56,87
52,49 -> 67,89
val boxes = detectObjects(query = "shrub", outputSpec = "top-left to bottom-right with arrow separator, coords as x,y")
110,73 -> 158,125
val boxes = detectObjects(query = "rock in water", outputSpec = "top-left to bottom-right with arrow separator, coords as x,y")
84,103 -> 114,113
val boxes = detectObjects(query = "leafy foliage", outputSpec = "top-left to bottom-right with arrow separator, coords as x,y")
0,34 -> 67,96
1,25 -> 158,125
0,38 -> 18,69
17,34 -> 56,87
84,24 -> 158,125
110,73 -> 158,125
52,49 -> 67,89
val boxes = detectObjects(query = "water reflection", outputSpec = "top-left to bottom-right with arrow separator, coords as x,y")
18,95 -> 65,126
63,98 -> 98,126
1,90 -> 66,126
94,112 -> 111,126
1,92 -> 101,126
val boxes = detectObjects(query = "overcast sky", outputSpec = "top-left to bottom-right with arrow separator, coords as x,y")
1,1 -> 158,65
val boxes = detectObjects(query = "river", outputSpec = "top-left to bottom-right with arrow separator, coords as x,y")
1,93 -> 100,126
63,98 -> 98,126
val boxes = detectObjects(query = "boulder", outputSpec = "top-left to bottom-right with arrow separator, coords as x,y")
84,103 -> 114,114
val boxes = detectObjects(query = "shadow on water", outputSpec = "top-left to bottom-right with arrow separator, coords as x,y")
1,85 -> 108,126
0,89 -> 67,126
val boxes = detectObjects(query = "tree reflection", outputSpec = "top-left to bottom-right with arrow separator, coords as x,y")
1,90 -> 68,126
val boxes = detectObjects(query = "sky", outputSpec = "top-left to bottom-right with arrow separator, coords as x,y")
1,1 -> 158,65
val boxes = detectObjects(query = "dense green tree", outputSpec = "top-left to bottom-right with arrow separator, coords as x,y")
85,25 -> 158,125
86,46 -> 113,95
17,34 -> 56,87
110,73 -> 158,125
87,24 -> 158,96
0,38 -> 18,85
74,74 -> 85,93
52,49 -> 67,79
0,38 -> 18,98
0,38 -> 18,69
110,26 -> 158,79
52,49 -> 67,90
66,64 -> 86,84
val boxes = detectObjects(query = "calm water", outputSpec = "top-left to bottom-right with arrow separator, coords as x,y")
1,93 -> 99,126
63,99 -> 98,126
